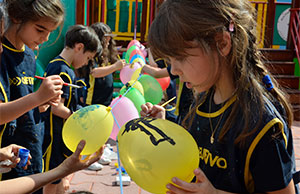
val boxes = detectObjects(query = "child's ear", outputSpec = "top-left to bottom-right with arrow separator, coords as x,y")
74,43 -> 84,52
215,31 -> 232,57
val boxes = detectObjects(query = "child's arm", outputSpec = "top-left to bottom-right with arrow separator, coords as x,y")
0,75 -> 63,125
148,48 -> 158,67
91,59 -> 126,78
51,97 -> 72,119
142,65 -> 169,78
0,140 -> 103,194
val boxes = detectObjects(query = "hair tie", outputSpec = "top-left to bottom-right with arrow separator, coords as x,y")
262,75 -> 274,91
229,20 -> 234,32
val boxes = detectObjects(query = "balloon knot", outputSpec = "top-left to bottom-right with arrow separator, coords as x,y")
106,106 -> 112,112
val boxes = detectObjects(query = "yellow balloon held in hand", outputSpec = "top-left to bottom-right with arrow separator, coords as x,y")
117,118 -> 199,194
62,105 -> 114,155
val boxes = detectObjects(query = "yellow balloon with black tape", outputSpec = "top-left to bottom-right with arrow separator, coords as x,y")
117,117 -> 199,194
62,105 -> 114,155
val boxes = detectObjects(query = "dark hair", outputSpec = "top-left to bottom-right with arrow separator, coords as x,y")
6,0 -> 64,24
90,22 -> 118,66
148,0 -> 293,146
65,25 -> 102,54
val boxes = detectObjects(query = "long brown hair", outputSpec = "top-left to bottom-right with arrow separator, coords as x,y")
90,22 -> 118,66
148,0 -> 293,146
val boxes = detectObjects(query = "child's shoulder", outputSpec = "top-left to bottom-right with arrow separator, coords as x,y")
46,56 -> 73,74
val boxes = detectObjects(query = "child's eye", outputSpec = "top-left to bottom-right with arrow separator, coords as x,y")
36,28 -> 44,33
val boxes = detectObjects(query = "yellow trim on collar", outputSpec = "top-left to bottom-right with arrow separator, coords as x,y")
154,58 -> 168,67
2,43 -> 25,52
196,95 -> 237,118
244,118 -> 284,193
50,58 -> 71,67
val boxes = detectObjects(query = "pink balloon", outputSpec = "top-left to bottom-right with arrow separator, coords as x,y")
119,62 -> 142,84
127,40 -> 147,58
127,40 -> 142,50
129,49 -> 145,62
109,96 -> 140,140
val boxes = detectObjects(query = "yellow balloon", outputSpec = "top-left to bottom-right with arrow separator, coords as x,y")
117,118 -> 199,194
62,105 -> 114,155
120,80 -> 144,96
130,67 -> 143,81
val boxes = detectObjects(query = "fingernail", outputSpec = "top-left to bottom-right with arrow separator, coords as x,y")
166,184 -> 171,189
172,177 -> 177,183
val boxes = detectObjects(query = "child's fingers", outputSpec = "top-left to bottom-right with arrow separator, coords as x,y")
140,104 -> 149,116
73,140 -> 86,157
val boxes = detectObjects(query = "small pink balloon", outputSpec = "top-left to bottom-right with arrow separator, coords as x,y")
127,40 -> 142,50
109,96 -> 139,140
119,62 -> 142,84
127,40 -> 147,58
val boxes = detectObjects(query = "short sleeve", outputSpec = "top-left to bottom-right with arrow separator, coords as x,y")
250,125 -> 294,192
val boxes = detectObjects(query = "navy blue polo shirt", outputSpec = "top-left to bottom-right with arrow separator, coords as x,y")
189,89 -> 298,193
85,59 -> 113,106
1,37 -> 44,180
42,56 -> 80,172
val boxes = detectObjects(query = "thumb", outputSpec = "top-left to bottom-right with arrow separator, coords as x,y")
194,168 -> 207,183
73,140 -> 86,157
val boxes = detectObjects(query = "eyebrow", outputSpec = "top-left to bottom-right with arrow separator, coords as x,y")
35,24 -> 50,32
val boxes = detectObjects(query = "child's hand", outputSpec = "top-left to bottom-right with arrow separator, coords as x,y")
166,168 -> 220,194
0,144 -> 32,169
35,75 -> 63,105
114,59 -> 126,70
58,140 -> 103,175
38,103 -> 50,113
140,102 -> 165,119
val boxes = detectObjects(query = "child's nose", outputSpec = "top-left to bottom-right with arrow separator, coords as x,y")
170,63 -> 181,76
42,32 -> 50,42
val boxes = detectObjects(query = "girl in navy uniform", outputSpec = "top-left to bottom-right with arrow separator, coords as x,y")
0,1 -> 64,190
141,0 -> 299,193
42,24 -> 101,193
0,4 -> 102,194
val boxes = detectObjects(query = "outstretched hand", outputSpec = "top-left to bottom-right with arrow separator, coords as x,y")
58,140 -> 103,175
166,168 -> 219,194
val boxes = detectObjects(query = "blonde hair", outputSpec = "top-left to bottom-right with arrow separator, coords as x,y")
148,0 -> 293,146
